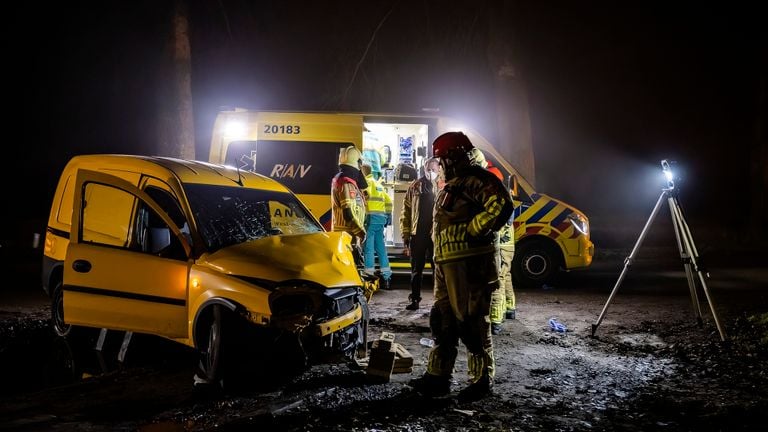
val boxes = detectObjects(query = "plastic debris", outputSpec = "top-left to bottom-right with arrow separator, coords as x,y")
419,337 -> 435,347
548,318 -> 567,333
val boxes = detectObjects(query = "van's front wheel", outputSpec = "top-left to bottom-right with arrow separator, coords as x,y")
513,240 -> 561,288
196,305 -> 224,388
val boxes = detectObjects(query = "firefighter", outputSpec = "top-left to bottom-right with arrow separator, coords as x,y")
499,211 -> 516,322
332,146 -> 368,258
469,148 -> 514,335
400,157 -> 440,310
409,132 -> 512,401
361,163 -> 393,289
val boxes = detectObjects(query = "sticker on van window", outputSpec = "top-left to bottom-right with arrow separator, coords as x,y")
263,124 -> 301,135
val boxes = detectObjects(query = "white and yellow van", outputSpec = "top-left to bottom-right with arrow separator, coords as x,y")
42,155 -> 368,388
209,110 -> 594,287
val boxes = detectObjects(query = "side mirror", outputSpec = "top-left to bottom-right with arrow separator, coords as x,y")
510,175 -> 519,199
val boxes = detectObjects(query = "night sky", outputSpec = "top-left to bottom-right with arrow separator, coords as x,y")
6,1 -> 766,251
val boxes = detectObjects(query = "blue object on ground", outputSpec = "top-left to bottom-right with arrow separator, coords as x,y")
548,318 -> 567,333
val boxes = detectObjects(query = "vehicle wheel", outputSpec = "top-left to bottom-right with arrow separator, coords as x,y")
513,240 -> 561,288
196,304 -> 224,388
356,293 -> 370,359
51,282 -> 72,337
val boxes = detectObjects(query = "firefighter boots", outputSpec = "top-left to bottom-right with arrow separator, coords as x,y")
491,323 -> 502,335
457,375 -> 493,402
408,373 -> 451,397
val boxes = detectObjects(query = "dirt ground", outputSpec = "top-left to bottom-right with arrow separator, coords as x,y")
1,247 -> 767,431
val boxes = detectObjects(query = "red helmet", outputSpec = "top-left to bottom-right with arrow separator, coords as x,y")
432,132 -> 474,161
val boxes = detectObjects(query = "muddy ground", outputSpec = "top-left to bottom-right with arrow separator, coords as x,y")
1,247 -> 767,431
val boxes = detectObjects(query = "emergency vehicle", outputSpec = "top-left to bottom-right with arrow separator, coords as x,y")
209,109 -> 594,287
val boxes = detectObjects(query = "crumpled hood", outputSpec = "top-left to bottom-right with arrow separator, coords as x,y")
200,231 -> 362,287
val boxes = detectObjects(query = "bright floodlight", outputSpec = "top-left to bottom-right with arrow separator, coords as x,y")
661,159 -> 677,189
224,120 -> 247,137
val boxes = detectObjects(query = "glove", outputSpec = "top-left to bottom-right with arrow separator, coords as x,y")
385,214 -> 392,227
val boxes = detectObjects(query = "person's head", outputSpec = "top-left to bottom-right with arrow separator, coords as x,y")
361,163 -> 372,176
339,146 -> 363,170
469,148 -> 488,169
432,131 -> 473,180
424,157 -> 440,181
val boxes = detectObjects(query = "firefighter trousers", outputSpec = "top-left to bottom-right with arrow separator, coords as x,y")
490,247 -> 515,324
427,253 -> 498,383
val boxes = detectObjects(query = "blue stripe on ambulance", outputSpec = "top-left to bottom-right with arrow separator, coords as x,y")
526,200 -> 557,224
549,208 -> 572,228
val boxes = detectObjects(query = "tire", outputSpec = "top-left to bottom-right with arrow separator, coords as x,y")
513,240 -> 561,288
196,304 -> 224,387
51,282 -> 72,337
356,293 -> 370,359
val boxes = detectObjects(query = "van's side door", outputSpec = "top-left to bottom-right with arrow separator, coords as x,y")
63,170 -> 192,338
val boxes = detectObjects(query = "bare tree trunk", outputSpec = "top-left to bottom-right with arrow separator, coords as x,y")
487,0 -> 535,186
160,0 -> 195,159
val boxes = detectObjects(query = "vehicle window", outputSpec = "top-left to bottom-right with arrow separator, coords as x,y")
516,185 -> 533,204
132,201 -> 187,260
81,183 -> 135,247
144,186 -> 187,229
57,175 -> 75,226
184,184 -> 323,252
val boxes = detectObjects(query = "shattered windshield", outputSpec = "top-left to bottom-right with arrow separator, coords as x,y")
183,184 -> 323,252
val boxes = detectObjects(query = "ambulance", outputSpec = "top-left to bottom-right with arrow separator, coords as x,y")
209,109 -> 594,287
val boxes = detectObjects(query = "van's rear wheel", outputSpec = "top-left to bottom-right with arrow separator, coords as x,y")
513,240 -> 561,288
52,282 -> 72,337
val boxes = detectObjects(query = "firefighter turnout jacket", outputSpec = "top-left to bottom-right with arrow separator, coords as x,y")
331,171 -> 366,239
433,166 -> 511,263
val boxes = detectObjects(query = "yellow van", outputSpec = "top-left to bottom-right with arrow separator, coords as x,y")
42,155 -> 368,387
209,110 -> 594,287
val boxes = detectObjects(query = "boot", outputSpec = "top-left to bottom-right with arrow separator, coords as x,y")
382,278 -> 392,290
505,309 -> 516,320
457,375 -> 493,402
491,323 -> 502,335
405,295 -> 420,310
408,373 -> 451,397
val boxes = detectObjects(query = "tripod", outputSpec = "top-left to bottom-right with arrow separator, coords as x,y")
591,177 -> 727,341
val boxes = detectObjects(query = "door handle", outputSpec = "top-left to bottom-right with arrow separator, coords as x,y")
72,260 -> 92,273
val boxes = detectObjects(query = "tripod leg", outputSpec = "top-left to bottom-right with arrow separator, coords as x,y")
668,196 -> 703,324
670,197 -> 727,341
592,191 -> 667,337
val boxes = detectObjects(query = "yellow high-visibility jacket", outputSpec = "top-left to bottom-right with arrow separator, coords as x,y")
364,174 -> 392,217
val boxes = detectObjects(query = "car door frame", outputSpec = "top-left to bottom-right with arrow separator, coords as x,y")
63,169 -> 193,338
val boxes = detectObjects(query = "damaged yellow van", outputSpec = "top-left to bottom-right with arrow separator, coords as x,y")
42,155 -> 368,387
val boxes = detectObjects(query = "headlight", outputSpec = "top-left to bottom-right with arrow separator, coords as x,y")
567,213 -> 588,235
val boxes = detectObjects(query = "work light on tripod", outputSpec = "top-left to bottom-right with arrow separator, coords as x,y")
661,159 -> 678,190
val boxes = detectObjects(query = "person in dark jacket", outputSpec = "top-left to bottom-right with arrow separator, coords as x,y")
399,157 -> 440,310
